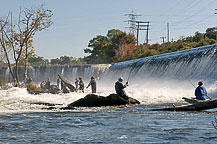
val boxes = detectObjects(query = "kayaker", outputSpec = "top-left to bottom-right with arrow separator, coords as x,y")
115,77 -> 129,101
86,76 -> 96,93
195,81 -> 207,100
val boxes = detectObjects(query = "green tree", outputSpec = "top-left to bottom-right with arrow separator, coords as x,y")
84,29 -> 136,64
50,58 -> 60,65
28,56 -> 49,65
193,32 -> 204,42
59,56 -> 72,65
84,35 -> 111,64
205,27 -> 217,40
184,32 -> 204,42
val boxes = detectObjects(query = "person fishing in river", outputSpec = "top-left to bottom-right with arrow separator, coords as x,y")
86,76 -> 96,93
195,81 -> 208,100
45,77 -> 51,89
115,77 -> 129,101
75,78 -> 79,90
78,76 -> 85,93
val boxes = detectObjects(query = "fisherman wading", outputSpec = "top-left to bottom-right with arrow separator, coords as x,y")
87,76 -> 96,93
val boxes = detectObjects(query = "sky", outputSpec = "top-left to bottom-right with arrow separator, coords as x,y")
1,0 -> 217,60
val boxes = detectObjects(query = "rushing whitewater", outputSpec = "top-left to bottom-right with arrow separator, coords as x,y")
98,44 -> 217,105
1,44 -> 217,113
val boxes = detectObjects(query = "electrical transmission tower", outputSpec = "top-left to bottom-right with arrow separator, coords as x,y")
136,21 -> 150,45
125,11 -> 150,45
125,11 -> 140,36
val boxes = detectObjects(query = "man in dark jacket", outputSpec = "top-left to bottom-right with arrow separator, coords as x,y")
87,76 -> 96,93
115,77 -> 129,100
75,78 -> 79,90
78,77 -> 84,93
45,78 -> 51,89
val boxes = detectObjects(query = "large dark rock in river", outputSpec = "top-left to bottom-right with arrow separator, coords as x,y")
66,93 -> 140,108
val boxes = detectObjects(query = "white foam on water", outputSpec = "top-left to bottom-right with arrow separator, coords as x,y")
98,79 -> 193,105
1,45 -> 217,113
1,78 -> 217,114
0,87 -> 92,113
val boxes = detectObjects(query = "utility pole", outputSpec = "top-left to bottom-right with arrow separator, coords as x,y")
136,22 -> 140,46
146,22 -> 150,44
136,21 -> 150,45
125,11 -> 150,45
125,10 -> 141,36
160,36 -> 166,43
167,23 -> 170,42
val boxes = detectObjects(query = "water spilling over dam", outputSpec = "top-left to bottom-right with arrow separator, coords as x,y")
1,44 -> 217,84
0,64 -> 110,83
1,44 -> 217,105
101,44 -> 217,83
97,44 -> 217,104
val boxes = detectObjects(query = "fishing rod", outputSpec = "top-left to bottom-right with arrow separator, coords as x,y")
186,78 -> 212,100
187,79 -> 196,88
127,67 -> 134,83
125,67 -> 134,87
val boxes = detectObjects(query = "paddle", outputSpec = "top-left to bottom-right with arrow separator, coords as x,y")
187,79 -> 212,100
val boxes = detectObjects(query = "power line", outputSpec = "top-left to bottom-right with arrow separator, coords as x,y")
172,0 -> 216,26
164,0 -> 197,21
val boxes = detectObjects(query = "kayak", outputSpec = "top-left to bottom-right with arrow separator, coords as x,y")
152,97 -> 217,111
182,97 -> 207,104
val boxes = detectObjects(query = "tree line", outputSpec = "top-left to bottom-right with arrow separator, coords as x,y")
84,28 -> 217,63
28,56 -> 85,65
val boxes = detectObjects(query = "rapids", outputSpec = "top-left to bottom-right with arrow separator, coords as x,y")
1,44 -> 217,113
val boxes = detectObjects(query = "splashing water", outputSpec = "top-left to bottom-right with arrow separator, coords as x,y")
1,45 -> 217,113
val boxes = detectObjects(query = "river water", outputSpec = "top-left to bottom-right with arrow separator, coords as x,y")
1,105 -> 217,144
0,85 -> 217,144
1,45 -> 217,143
